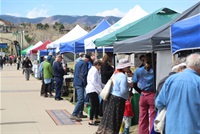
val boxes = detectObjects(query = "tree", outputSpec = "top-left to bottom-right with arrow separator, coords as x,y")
44,23 -> 49,30
24,34 -> 35,44
53,22 -> 65,33
36,23 -> 44,30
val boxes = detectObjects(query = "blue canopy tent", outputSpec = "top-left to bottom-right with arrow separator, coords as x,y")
38,49 -> 56,57
171,14 -> 200,54
59,19 -> 111,54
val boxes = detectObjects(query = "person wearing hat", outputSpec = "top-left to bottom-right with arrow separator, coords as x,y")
48,52 -> 55,66
96,58 -> 132,134
155,60 -> 186,98
155,53 -> 200,134
70,54 -> 90,122
53,55 -> 66,101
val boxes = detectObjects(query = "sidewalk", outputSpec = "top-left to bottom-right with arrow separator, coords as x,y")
0,65 -> 98,134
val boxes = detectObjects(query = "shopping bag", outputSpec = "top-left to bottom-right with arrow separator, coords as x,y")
154,108 -> 166,134
100,79 -> 112,101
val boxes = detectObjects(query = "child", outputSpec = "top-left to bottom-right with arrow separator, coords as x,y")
120,95 -> 134,134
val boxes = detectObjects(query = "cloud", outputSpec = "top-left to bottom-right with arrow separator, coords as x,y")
26,6 -> 49,18
96,8 -> 126,17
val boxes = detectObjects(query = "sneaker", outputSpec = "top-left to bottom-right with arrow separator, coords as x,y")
44,94 -> 48,98
88,122 -> 98,126
70,115 -> 82,122
58,97 -> 64,100
77,114 -> 88,118
49,94 -> 54,98
94,120 -> 100,124
55,98 -> 60,101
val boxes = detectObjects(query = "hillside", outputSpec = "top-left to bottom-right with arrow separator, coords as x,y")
0,15 -> 121,26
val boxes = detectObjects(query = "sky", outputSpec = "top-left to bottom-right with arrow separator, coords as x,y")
1,0 -> 199,18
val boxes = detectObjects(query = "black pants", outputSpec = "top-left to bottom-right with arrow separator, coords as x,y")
88,92 -> 99,120
17,63 -> 20,70
44,82 -> 52,95
40,76 -> 45,95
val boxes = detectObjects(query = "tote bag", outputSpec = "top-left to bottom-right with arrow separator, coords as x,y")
100,79 -> 112,101
100,75 -> 115,101
154,108 -> 166,134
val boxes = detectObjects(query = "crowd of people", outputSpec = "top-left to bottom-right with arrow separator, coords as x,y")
3,51 -> 200,134
0,54 -> 21,69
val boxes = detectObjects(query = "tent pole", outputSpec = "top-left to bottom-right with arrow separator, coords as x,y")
95,47 -> 97,60
73,52 -> 76,103
103,46 -> 105,56
151,51 -> 156,92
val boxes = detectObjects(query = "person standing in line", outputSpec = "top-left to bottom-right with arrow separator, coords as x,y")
43,56 -> 54,97
87,52 -> 96,69
130,54 -> 156,134
47,52 -> 55,93
100,52 -> 114,116
39,56 -> 47,96
86,60 -> 104,126
70,54 -> 90,122
52,55 -> 65,101
155,61 -> 186,98
16,56 -> 21,70
22,57 -> 32,81
84,52 -> 96,104
155,53 -> 200,134
96,59 -> 132,134
75,52 -> 85,63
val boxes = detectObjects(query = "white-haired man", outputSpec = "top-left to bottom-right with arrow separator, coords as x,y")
155,53 -> 200,134
155,60 -> 186,97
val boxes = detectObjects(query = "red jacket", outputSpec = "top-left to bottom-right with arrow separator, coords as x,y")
124,100 -> 134,117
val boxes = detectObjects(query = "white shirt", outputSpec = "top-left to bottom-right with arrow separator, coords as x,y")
86,66 -> 103,94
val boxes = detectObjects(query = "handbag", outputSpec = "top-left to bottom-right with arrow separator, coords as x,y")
100,75 -> 115,101
154,108 -> 166,134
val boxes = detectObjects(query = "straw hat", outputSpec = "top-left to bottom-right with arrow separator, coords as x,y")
116,59 -> 132,69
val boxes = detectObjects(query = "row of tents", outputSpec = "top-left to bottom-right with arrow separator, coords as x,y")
21,2 -> 200,59
21,2 -> 200,86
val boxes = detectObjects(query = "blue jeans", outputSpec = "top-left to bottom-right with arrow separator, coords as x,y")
72,86 -> 85,116
55,77 -> 63,99
50,78 -> 54,92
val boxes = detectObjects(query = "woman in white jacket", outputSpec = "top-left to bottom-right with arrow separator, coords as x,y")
86,60 -> 104,126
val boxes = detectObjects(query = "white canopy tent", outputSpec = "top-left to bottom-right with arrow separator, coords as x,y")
84,5 -> 148,50
26,41 -> 43,60
46,25 -> 88,51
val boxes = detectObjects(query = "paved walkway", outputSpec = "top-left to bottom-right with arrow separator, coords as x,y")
0,65 -> 98,134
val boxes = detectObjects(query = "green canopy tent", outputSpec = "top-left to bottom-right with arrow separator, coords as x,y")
21,45 -> 33,55
94,8 -> 179,47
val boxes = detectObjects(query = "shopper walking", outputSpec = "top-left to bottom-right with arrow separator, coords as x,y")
22,57 -> 32,81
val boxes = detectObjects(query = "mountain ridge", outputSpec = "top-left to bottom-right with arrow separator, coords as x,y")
0,15 -> 121,26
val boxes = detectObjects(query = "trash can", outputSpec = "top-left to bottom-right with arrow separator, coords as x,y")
131,93 -> 140,125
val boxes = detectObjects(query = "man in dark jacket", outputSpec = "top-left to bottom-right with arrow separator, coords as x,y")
22,57 -> 32,81
53,55 -> 65,101
70,54 -> 90,122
